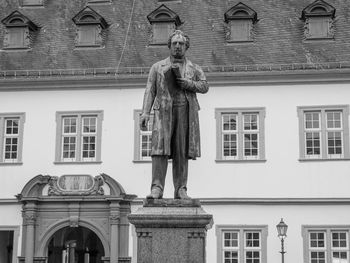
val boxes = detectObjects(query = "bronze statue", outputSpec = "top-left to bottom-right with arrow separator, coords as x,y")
140,30 -> 209,199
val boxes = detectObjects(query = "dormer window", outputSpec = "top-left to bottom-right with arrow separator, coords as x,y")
224,2 -> 258,43
301,0 -> 335,40
1,11 -> 38,49
72,6 -> 108,48
147,5 -> 182,45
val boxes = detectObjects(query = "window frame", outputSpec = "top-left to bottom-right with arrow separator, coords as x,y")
76,24 -> 101,48
215,107 -> 266,162
55,111 -> 103,164
0,113 -> 25,165
216,225 -> 268,263
134,109 -> 154,162
306,16 -> 332,40
228,19 -> 253,43
302,225 -> 350,263
297,105 -> 350,161
0,226 -> 20,263
151,21 -> 176,45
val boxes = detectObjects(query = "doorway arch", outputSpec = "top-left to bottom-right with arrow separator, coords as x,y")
17,173 -> 136,263
47,226 -> 104,263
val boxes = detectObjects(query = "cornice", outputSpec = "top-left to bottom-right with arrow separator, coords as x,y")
132,197 -> 350,206
0,67 -> 350,91
3,197 -> 350,205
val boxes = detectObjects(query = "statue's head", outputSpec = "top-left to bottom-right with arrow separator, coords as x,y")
168,30 -> 190,59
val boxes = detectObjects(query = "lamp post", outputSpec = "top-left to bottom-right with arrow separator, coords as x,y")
276,218 -> 288,263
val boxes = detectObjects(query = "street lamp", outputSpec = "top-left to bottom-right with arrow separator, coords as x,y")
276,218 -> 288,263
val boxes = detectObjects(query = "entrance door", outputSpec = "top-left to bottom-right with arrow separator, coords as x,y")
47,226 -> 104,263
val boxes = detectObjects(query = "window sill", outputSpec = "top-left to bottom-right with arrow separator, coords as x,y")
226,40 -> 254,45
88,0 -> 111,4
54,161 -> 102,165
21,5 -> 44,8
2,47 -> 30,51
0,162 -> 23,166
158,0 -> 182,3
215,159 -> 266,163
148,43 -> 168,47
304,37 -> 334,42
299,158 -> 350,162
74,45 -> 104,50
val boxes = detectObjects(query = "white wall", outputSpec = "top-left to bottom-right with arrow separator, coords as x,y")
0,83 -> 349,200
203,203 -> 350,263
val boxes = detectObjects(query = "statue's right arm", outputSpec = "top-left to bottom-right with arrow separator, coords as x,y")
140,64 -> 157,130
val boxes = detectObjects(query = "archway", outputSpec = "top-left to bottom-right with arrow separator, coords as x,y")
47,226 -> 104,263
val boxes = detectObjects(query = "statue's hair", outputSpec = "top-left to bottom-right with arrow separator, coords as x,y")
167,30 -> 190,50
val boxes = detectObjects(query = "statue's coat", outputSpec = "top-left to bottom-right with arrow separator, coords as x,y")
142,57 -> 209,159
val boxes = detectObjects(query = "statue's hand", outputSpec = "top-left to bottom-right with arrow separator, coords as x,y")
176,78 -> 193,90
140,113 -> 150,131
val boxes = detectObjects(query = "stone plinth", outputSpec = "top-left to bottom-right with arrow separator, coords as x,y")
128,199 -> 213,263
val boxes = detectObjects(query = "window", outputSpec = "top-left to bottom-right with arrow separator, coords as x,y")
152,22 -> 175,44
301,0 -> 335,40
302,226 -> 350,263
216,225 -> 268,263
72,7 -> 108,48
224,3 -> 258,43
134,110 -> 154,162
297,105 -> 350,160
147,4 -> 182,45
55,111 -> 103,163
0,226 -> 20,263
1,11 -> 38,49
215,108 -> 266,161
0,113 -> 25,164
77,24 -> 100,47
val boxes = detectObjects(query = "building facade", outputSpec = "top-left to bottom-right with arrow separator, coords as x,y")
1,0 -> 350,262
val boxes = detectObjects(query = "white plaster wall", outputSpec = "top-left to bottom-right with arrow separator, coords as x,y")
0,83 -> 349,199
129,202 -> 350,263
203,203 -> 350,263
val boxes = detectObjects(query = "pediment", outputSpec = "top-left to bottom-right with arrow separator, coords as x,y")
147,4 -> 182,26
72,6 -> 108,29
1,10 -> 38,31
224,2 -> 258,23
301,0 -> 335,20
17,173 -> 129,199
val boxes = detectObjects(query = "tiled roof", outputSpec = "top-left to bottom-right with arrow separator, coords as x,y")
0,0 -> 350,71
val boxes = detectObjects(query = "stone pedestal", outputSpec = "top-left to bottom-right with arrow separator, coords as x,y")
128,199 -> 213,263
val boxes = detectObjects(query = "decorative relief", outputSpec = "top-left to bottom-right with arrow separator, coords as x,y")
48,174 -> 104,196
1,11 -> 39,49
109,214 -> 120,225
188,231 -> 205,239
24,212 -> 36,225
137,231 -> 152,238
328,18 -> 335,38
69,216 -> 79,227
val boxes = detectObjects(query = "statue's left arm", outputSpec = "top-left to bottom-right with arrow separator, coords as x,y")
177,65 -> 209,94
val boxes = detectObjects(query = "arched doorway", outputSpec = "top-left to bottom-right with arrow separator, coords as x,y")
47,226 -> 104,263
17,174 -> 136,263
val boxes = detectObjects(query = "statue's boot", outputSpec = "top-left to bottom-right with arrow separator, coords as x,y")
175,188 -> 191,200
146,187 -> 163,199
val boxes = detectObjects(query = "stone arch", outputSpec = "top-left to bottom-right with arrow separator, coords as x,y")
38,218 -> 110,257
17,173 -> 136,263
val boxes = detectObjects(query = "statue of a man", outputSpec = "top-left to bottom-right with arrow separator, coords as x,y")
140,30 -> 209,199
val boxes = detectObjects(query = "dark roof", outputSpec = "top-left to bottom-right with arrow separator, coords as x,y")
0,0 -> 350,71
